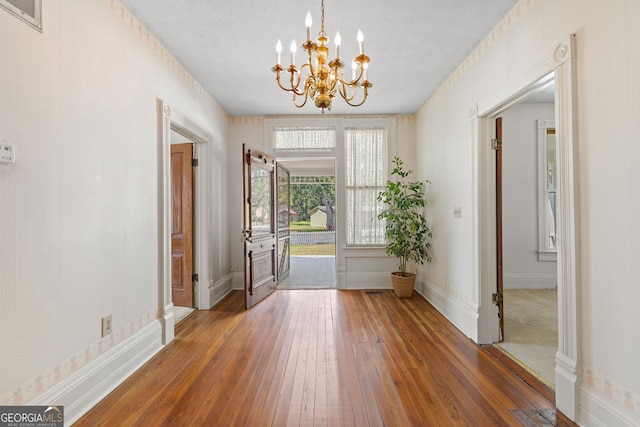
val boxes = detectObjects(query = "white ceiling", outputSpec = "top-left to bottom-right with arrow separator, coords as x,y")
120,0 -> 519,116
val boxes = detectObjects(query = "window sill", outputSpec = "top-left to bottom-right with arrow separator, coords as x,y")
537,250 -> 557,262
343,246 -> 387,255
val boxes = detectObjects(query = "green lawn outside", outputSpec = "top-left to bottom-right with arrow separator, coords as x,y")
290,244 -> 336,256
290,221 -> 334,255
290,221 -> 327,232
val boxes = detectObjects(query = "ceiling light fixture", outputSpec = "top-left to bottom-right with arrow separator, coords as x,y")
272,0 -> 372,113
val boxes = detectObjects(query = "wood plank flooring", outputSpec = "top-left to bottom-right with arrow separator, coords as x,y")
75,290 -> 568,426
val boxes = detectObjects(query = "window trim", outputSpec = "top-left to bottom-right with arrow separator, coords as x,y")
344,127 -> 388,247
266,117 -> 337,157
264,116 -> 397,251
537,119 -> 557,261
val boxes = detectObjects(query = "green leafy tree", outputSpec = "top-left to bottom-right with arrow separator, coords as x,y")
290,176 -> 335,222
377,157 -> 432,276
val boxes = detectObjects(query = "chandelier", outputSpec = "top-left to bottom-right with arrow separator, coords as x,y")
272,0 -> 372,113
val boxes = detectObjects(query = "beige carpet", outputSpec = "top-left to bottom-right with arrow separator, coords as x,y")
497,289 -> 557,386
174,306 -> 196,325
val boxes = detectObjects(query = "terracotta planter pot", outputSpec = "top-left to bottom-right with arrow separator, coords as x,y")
391,272 -> 416,298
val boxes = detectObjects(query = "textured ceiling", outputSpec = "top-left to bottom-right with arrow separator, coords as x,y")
119,0 -> 519,116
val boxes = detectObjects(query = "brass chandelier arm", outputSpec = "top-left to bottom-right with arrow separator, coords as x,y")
292,76 -> 316,108
274,63 -> 313,96
336,81 -> 356,103
336,78 -> 371,107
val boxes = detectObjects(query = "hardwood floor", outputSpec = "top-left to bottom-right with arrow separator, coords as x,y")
75,290 -> 569,426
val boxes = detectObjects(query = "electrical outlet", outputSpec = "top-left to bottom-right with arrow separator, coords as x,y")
102,315 -> 112,337
0,143 -> 15,165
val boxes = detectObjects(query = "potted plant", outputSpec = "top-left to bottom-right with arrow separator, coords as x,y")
377,156 -> 432,297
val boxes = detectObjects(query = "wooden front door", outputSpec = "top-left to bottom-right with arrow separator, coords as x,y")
495,117 -> 504,341
171,143 -> 194,307
243,144 -> 277,309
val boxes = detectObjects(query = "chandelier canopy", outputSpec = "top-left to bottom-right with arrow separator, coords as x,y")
272,0 -> 372,113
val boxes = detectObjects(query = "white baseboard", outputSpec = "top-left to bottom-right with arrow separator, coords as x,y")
29,320 -> 164,426
580,387 -> 640,427
343,271 -> 391,290
415,278 -> 479,341
207,273 -> 234,308
232,272 -> 244,290
503,272 -> 557,289
555,351 -> 578,421
337,271 -> 346,289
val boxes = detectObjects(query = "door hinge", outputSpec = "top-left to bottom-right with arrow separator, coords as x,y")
492,292 -> 503,305
192,273 -> 199,282
192,158 -> 199,167
491,138 -> 502,150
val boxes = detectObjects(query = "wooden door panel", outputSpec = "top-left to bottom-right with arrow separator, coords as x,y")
172,152 -> 184,234
243,144 -> 277,309
171,143 -> 194,307
252,246 -> 275,283
171,255 -> 183,286
496,117 -> 504,341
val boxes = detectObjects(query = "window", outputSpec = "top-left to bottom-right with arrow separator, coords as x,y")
273,126 -> 335,151
0,0 -> 41,31
345,128 -> 388,246
537,119 -> 557,261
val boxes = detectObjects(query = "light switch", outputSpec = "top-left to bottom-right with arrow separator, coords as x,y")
0,143 -> 15,165
453,206 -> 462,218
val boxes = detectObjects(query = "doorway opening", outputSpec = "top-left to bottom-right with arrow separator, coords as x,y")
484,76 -> 559,396
492,80 -> 558,388
277,157 -> 336,289
170,128 -> 197,324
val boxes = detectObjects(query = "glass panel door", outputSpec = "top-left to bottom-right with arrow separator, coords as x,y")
242,144 -> 277,309
277,163 -> 291,283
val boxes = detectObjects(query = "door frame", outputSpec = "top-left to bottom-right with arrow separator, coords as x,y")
275,156 -> 337,288
494,117 -> 504,342
472,34 -> 580,419
158,99 -> 212,344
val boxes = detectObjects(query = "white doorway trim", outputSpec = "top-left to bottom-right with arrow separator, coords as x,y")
471,35 -> 580,420
276,156 -> 337,289
157,98 -> 212,345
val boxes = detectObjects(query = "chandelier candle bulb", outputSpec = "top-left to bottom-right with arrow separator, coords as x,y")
357,29 -> 364,54
335,31 -> 341,58
290,39 -> 297,65
351,61 -> 357,81
276,39 -> 282,65
305,12 -> 312,40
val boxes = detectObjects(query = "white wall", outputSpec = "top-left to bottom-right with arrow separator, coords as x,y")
415,0 -> 640,425
228,117 -> 265,286
502,103 -> 556,289
229,116 -> 416,290
0,0 -> 230,421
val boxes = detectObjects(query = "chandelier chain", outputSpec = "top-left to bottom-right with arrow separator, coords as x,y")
321,0 -> 325,35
